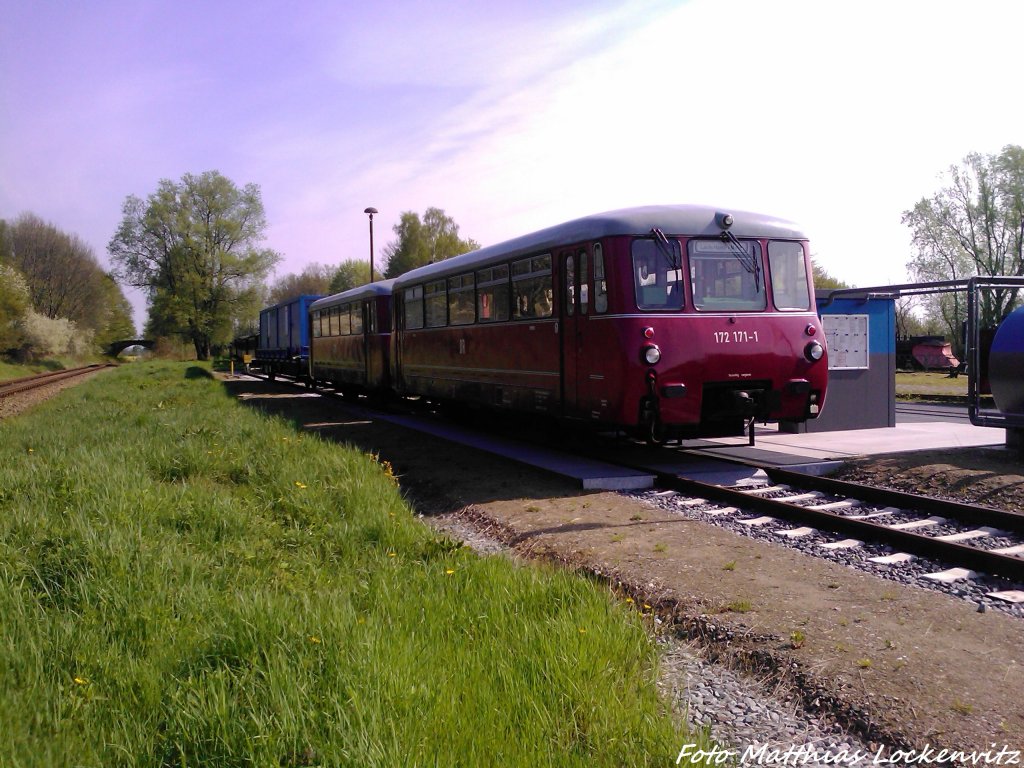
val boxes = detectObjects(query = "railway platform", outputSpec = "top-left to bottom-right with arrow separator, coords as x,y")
372,404 -> 1006,491
685,418 -> 1007,476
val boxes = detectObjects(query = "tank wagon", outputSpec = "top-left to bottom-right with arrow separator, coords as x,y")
307,205 -> 828,441
256,294 -> 322,379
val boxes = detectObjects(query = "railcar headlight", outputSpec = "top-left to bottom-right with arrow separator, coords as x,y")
804,340 -> 824,362
642,344 -> 662,365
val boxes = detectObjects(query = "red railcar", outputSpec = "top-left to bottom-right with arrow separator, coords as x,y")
389,205 -> 827,440
309,280 -> 395,396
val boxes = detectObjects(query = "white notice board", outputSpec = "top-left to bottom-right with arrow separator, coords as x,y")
822,314 -> 869,370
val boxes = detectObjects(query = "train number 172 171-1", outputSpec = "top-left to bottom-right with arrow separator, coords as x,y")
713,330 -> 760,343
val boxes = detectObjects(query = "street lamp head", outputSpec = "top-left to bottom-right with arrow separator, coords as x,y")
364,207 -> 378,216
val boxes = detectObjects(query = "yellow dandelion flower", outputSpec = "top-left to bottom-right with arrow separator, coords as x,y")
643,604 -> 651,610
578,628 -> 587,634
294,481 -> 307,489
73,677 -> 88,685
388,552 -> 396,558
27,448 -> 34,454
625,597 -> 634,604
308,636 -> 321,644
445,568 -> 455,575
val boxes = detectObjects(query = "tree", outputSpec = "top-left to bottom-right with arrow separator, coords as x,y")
329,259 -> 382,294
108,171 -> 280,360
267,262 -> 334,305
811,261 -> 851,291
903,145 -> 1024,328
6,212 -> 108,331
0,262 -> 29,354
382,207 -> 479,279
93,273 -> 137,349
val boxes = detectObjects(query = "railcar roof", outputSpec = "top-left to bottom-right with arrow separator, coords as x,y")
310,279 -> 397,310
393,204 -> 806,288
259,294 -> 324,315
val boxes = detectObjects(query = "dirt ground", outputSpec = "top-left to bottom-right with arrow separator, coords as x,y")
834,448 -> 1024,513
216,377 -> 1024,755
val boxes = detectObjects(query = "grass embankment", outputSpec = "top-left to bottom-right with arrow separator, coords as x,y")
0,359 -> 76,382
0,362 -> 686,766
895,371 -> 969,398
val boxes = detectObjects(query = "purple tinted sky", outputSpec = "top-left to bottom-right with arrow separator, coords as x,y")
2,0 -> 1022,332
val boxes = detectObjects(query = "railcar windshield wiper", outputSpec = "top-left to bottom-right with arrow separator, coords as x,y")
650,227 -> 679,270
720,229 -> 761,290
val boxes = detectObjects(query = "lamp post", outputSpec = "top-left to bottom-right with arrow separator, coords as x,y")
364,207 -> 378,283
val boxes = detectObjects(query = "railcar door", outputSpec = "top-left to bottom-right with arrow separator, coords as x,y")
560,248 -> 589,416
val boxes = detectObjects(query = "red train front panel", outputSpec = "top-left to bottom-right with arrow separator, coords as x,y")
559,234 -> 826,438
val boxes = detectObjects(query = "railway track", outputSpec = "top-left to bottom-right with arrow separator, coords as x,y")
0,364 -> 113,399
634,461 -> 1024,608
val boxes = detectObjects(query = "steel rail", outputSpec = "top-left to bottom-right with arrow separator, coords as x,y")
765,466 -> 1024,534
0,364 -> 112,398
656,471 -> 1024,582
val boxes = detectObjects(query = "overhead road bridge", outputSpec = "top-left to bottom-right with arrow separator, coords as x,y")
106,339 -> 155,356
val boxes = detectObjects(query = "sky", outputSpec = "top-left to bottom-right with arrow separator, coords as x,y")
2,0 -> 1022,334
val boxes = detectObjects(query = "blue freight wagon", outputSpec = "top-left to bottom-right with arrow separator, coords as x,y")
256,294 -> 322,379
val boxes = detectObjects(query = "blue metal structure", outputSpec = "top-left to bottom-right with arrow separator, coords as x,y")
256,294 -> 322,377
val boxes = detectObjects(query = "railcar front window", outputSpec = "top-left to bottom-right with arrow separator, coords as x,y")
633,238 -> 683,310
688,239 -> 766,311
768,241 -> 811,310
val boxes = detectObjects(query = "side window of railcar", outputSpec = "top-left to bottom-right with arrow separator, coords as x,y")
312,310 -> 321,338
340,304 -> 352,336
633,238 -> 683,310
328,306 -> 340,336
688,239 -> 766,311
477,265 -> 509,322
768,241 -> 811,311
579,250 -> 589,315
404,286 -> 424,329
512,255 -> 553,320
351,302 -> 363,335
564,255 -> 575,317
367,300 -> 377,334
425,280 -> 447,328
448,273 -> 475,325
594,243 -> 608,313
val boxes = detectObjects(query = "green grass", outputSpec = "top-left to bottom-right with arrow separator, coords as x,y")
0,358 -> 70,381
0,362 -> 688,766
895,371 -> 968,397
